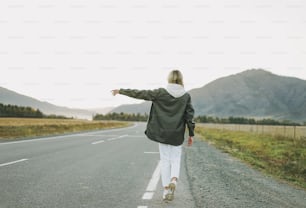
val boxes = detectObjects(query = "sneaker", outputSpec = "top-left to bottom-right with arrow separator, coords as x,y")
167,180 -> 177,201
162,189 -> 170,201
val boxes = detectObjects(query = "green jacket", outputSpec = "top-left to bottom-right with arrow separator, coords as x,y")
119,87 -> 195,146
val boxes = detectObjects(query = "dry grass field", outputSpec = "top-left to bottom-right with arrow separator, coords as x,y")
195,125 -> 306,189
199,123 -> 306,139
0,118 -> 130,139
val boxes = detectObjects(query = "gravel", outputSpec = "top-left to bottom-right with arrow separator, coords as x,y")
184,139 -> 306,208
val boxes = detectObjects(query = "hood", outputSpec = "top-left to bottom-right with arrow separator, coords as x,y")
166,83 -> 186,98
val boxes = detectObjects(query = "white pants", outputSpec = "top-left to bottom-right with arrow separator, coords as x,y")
158,143 -> 182,188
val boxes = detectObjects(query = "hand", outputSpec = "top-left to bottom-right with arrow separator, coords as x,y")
188,136 -> 193,146
111,89 -> 120,96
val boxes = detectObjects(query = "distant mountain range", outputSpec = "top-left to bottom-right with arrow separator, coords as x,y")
1,69 -> 306,121
111,69 -> 306,122
0,87 -> 111,119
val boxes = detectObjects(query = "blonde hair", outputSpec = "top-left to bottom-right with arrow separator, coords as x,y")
168,70 -> 184,86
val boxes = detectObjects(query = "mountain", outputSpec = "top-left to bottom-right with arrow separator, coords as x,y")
0,87 -> 93,119
88,107 -> 114,115
189,69 -> 306,121
111,69 -> 306,122
111,102 -> 151,114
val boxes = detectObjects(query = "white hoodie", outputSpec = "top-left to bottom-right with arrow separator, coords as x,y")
166,83 -> 186,98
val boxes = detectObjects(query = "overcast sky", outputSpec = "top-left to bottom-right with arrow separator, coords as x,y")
1,0 -> 306,109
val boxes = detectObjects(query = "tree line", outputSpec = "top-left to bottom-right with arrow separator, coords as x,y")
0,103 -> 43,118
194,115 -> 302,126
1,103 -> 302,126
0,103 -> 71,119
93,112 -> 149,121
93,112 -> 302,126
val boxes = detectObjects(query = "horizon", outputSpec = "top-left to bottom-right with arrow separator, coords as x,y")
1,0 -> 306,109
1,68 -> 305,111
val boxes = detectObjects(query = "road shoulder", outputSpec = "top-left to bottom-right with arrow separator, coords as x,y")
185,139 -> 306,208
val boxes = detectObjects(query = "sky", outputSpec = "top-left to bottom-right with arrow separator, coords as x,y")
1,0 -> 306,109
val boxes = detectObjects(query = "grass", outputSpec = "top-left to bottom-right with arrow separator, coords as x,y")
0,118 -> 131,139
195,126 -> 306,189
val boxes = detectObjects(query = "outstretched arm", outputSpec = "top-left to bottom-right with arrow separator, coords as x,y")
111,88 -> 161,101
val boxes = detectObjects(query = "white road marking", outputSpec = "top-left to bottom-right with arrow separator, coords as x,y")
0,159 -> 28,167
91,140 -> 105,145
144,152 -> 159,154
92,135 -> 128,144
107,134 -> 128,141
137,206 -> 148,208
76,134 -> 120,137
0,134 -> 82,146
142,192 -> 154,200
87,123 -> 138,135
0,124 -> 138,146
142,160 -> 161,200
146,160 -> 161,192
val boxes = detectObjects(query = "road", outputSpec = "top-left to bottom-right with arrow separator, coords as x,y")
0,123 -> 195,208
2,122 -> 306,208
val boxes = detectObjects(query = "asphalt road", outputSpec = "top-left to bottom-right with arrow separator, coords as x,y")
0,123 -> 195,208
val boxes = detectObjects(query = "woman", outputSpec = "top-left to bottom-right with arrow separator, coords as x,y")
111,70 -> 195,201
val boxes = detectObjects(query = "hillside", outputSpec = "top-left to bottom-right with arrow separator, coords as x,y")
0,87 -> 93,119
190,69 -> 306,121
112,69 -> 306,122
111,102 -> 151,114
